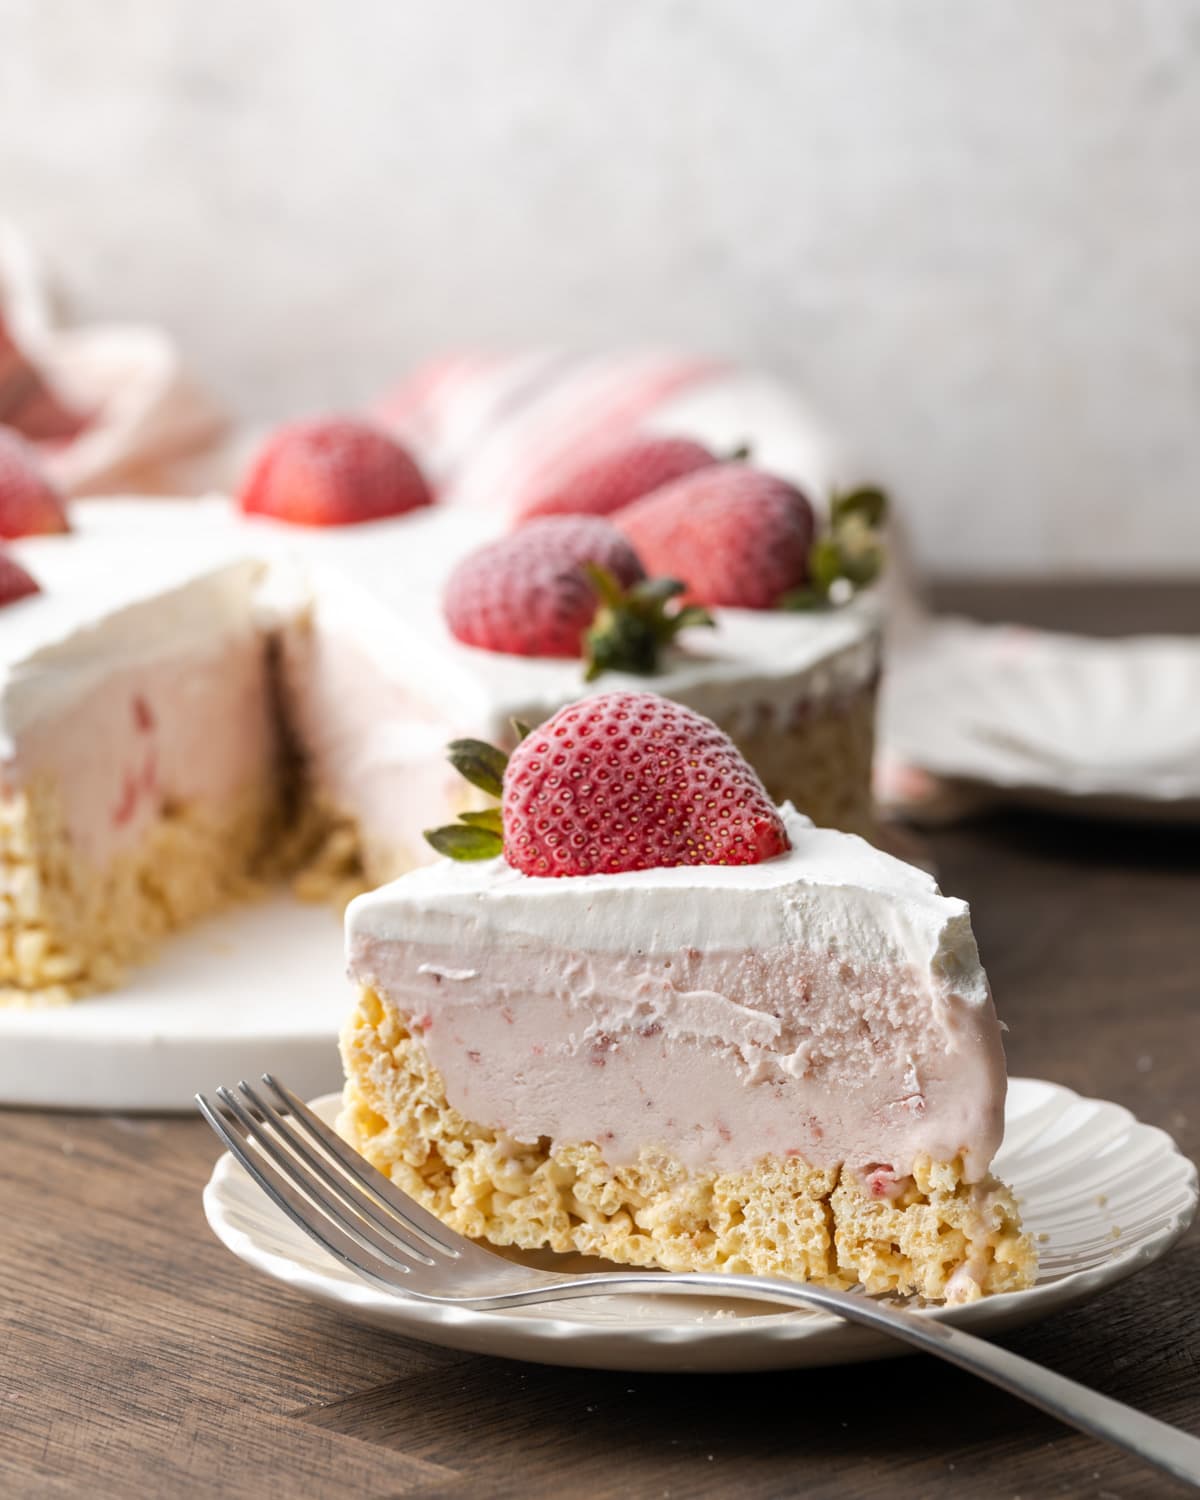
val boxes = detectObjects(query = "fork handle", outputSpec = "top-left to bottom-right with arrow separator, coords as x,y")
455,1274 -> 1200,1488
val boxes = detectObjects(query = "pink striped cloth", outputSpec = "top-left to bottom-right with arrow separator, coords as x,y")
370,349 -> 850,516
0,223 -> 226,495
0,310 -> 87,444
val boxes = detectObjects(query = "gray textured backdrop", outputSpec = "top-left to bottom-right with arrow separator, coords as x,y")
2,0 -> 1198,575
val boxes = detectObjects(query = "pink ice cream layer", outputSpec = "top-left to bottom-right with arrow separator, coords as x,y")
1,630 -> 276,870
279,618 -> 464,874
347,931 -> 1007,1183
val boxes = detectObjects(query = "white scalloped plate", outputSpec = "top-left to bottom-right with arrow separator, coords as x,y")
203,1079 -> 1197,1372
880,620 -> 1200,821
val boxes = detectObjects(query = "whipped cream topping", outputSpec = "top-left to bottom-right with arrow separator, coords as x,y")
347,805 -> 1007,1180
349,806 -> 980,974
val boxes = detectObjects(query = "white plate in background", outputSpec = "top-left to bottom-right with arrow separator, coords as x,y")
880,619 -> 1200,821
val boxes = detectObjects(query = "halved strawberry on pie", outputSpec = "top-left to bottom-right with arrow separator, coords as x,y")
441,515 -> 713,681
237,417 -> 434,527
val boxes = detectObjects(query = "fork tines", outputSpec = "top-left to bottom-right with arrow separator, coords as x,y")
197,1076 -> 461,1295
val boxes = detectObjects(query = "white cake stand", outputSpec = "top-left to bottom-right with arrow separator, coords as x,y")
0,895 -> 349,1112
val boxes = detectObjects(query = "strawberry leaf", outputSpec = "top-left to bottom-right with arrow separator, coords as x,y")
831,486 -> 888,530
428,733 -> 515,858
446,738 -> 509,799
511,718 -> 533,743
460,807 -> 503,836
808,535 -> 843,595
674,604 -> 716,631
630,576 -> 686,608
583,573 -> 714,682
834,515 -> 885,586
581,562 -> 627,610
423,823 -> 504,860
781,484 -> 889,612
778,586 -> 826,612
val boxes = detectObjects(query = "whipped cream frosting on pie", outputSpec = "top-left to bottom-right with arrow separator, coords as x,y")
339,804 -> 1035,1302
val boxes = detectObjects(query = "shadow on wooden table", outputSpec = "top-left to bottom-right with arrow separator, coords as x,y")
932,805 -> 1200,875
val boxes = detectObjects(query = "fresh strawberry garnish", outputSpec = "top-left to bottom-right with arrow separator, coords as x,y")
443,515 -> 708,677
615,463 -> 815,610
504,693 -> 789,874
237,417 -> 433,527
0,547 -> 40,606
424,692 -> 790,876
514,435 -> 717,524
0,429 -> 70,538
445,516 -> 642,658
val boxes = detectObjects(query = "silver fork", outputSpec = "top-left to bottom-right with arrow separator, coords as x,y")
198,1076 -> 1200,1491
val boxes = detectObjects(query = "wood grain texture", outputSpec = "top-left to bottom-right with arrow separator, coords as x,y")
3,582 -> 1198,1499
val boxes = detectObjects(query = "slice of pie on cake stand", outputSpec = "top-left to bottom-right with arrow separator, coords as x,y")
339,691 -> 1035,1303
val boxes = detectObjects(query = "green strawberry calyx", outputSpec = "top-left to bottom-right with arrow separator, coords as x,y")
423,736 -> 512,860
582,565 -> 713,683
780,485 -> 889,612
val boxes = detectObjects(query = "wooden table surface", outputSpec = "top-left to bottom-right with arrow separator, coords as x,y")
3,582 -> 1198,1500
